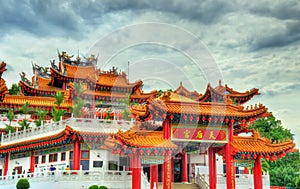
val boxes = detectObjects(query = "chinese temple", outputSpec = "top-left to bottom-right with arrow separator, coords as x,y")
0,51 -> 296,189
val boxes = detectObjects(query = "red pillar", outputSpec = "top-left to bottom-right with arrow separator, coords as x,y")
4,153 -> 9,176
254,155 -> 263,189
244,167 -> 249,174
73,139 -> 81,170
30,150 -> 35,173
225,123 -> 235,189
163,117 -> 171,139
208,146 -> 216,189
163,151 -> 172,189
150,164 -> 158,189
181,151 -> 188,183
131,153 -> 141,189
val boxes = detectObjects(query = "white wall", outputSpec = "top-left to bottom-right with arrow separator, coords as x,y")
89,150 -> 119,171
8,156 -> 30,175
0,157 -> 4,176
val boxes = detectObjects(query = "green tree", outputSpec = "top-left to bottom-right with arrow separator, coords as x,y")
250,115 -> 294,142
5,109 -> 15,133
54,91 -> 64,107
51,107 -> 66,122
35,108 -> 48,126
18,120 -> 30,130
250,116 -> 299,187
71,82 -> 85,117
20,102 -> 31,120
8,83 -> 20,95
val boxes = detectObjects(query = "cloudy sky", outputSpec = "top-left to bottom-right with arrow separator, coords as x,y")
0,0 -> 299,145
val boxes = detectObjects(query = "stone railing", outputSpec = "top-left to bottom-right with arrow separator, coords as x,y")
141,171 -> 150,189
200,174 -> 270,189
195,173 -> 209,189
1,117 -> 134,145
0,170 -> 132,188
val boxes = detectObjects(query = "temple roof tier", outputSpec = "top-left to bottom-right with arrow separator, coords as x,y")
116,129 -> 177,149
230,130 -> 295,160
198,81 -> 260,104
132,92 -> 268,121
1,95 -> 72,110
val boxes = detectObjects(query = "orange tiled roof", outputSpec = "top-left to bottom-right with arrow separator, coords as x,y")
232,130 -> 295,154
2,95 -> 72,109
97,73 -> 142,88
174,81 -> 199,100
199,82 -> 259,104
20,80 -> 63,93
116,129 -> 177,148
146,92 -> 268,118
64,63 -> 98,81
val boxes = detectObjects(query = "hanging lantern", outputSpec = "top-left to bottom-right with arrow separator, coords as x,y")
183,115 -> 187,121
225,118 -> 229,123
265,154 -> 270,160
253,154 -> 257,159
241,154 -> 245,159
214,117 -> 218,123
246,153 -> 251,159
189,116 -> 193,121
170,114 -> 174,120
208,117 -> 212,123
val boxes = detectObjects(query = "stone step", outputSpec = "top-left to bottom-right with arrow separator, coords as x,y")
157,183 -> 199,189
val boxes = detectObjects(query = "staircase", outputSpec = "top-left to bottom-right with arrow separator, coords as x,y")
157,183 -> 199,189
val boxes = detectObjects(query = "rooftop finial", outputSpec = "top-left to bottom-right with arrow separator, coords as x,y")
219,79 -> 222,86
180,81 -> 183,86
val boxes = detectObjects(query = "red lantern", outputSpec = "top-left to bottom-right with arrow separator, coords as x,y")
241,154 -> 245,159
214,117 -> 218,123
170,114 -> 174,120
208,117 -> 212,122
202,117 -> 206,122
189,116 -> 193,121
246,153 -> 251,159
253,154 -> 257,159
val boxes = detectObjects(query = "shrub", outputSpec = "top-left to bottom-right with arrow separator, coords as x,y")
16,178 -> 30,189
99,186 -> 108,189
88,185 -> 99,189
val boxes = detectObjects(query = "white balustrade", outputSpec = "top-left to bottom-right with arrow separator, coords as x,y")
0,117 -> 134,145
0,170 -> 132,187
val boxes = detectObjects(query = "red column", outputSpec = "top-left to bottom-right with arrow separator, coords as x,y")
181,151 -> 188,183
254,155 -> 262,189
244,167 -> 249,174
62,81 -> 66,90
225,123 -> 235,189
150,164 -> 158,189
208,146 -> 216,189
4,153 -> 9,176
73,139 -> 81,170
163,117 -> 171,139
30,150 -> 35,173
163,151 -> 172,189
131,153 -> 141,189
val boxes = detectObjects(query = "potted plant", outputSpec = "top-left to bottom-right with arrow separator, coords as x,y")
16,178 -> 30,189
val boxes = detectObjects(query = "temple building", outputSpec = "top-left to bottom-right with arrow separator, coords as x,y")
0,51 -> 296,189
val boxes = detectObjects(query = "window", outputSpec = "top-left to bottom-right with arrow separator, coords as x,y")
81,151 -> 89,159
108,161 -> 118,170
41,155 -> 46,163
49,154 -> 58,162
61,152 -> 66,161
34,156 -> 39,164
93,161 -> 103,168
69,151 -> 73,160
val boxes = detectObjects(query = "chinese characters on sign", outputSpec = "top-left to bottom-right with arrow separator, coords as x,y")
171,126 -> 228,143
